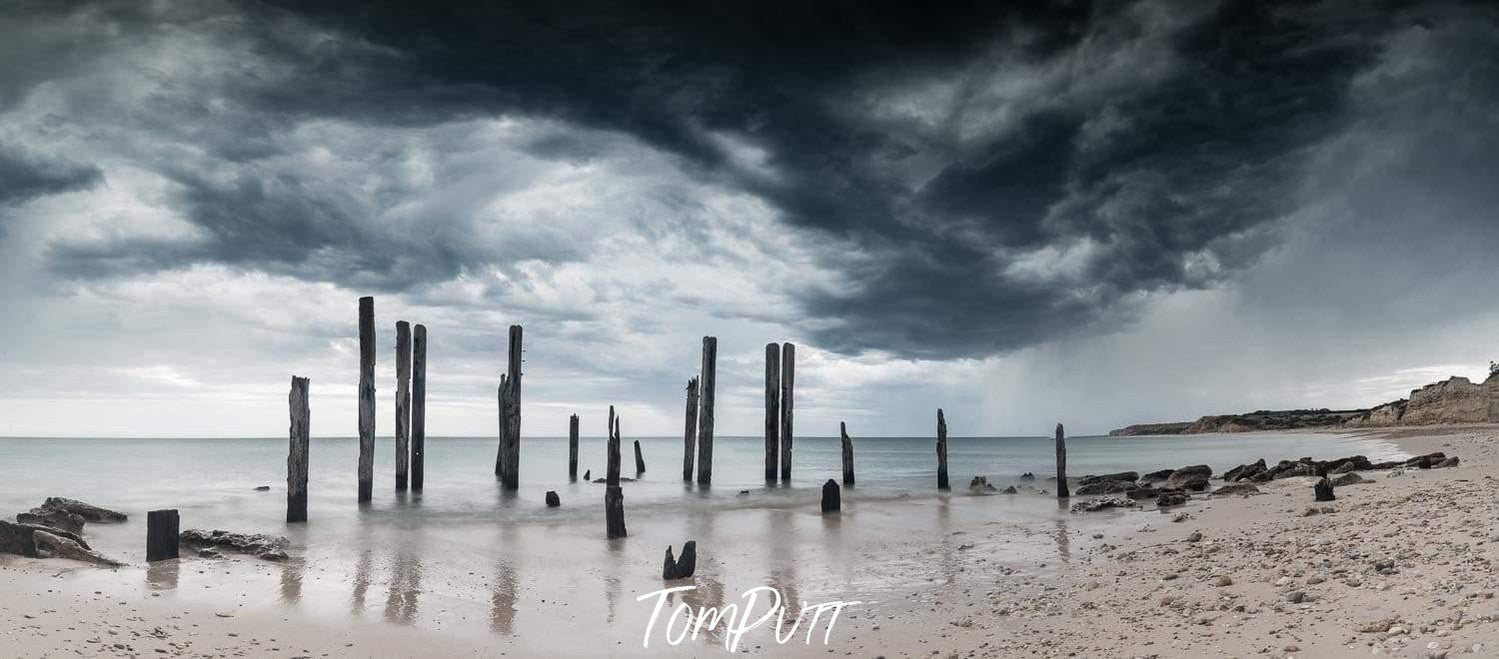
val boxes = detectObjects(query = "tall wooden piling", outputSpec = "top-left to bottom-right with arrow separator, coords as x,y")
936,409 -> 950,490
496,325 -> 523,491
1055,423 -> 1069,499
840,422 -> 855,486
395,321 -> 411,491
357,296 -> 375,503
605,405 -> 626,538
765,343 -> 780,482
146,509 -> 179,562
821,479 -> 840,513
696,337 -> 717,486
568,414 -> 580,481
287,376 -> 310,523
634,440 -> 646,474
779,343 -> 795,481
411,324 -> 427,492
607,406 -> 620,486
682,377 -> 699,482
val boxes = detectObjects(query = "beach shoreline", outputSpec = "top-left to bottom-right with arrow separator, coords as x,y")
3,426 -> 1494,657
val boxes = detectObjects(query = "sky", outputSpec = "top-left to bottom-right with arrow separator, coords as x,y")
0,0 -> 1496,438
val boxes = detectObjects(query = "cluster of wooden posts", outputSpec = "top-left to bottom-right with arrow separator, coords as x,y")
279,296 -> 1083,539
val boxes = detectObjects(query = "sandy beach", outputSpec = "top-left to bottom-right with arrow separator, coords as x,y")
3,426 -> 1495,658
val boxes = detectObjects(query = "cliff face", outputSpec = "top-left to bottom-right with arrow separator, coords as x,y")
1110,371 -> 1499,436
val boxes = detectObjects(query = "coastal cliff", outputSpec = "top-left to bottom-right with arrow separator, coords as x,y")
1111,372 -> 1499,436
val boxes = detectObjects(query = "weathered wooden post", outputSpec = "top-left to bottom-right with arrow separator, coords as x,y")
779,342 -> 795,481
395,321 -> 411,491
496,325 -> 523,491
663,541 -> 697,580
1055,423 -> 1069,499
696,337 -> 717,486
840,422 -> 855,486
546,491 -> 560,507
936,409 -> 950,490
146,509 -> 179,562
605,406 -> 626,538
357,296 -> 375,503
821,479 -> 840,513
633,440 -> 646,474
568,414 -> 580,481
607,406 -> 620,486
765,343 -> 780,482
411,324 -> 427,492
682,377 -> 699,482
287,376 -> 310,523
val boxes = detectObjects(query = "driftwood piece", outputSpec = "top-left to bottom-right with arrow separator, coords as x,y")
411,324 -> 427,491
662,541 -> 698,579
569,413 -> 580,481
696,337 -> 717,485
634,440 -> 646,474
287,376 -> 310,523
779,342 -> 795,481
146,509 -> 179,562
841,422 -> 855,485
821,479 -> 840,513
395,321 -> 411,491
682,377 -> 699,481
765,343 -> 780,481
357,296 -> 375,502
936,409 -> 950,490
1055,423 -> 1070,499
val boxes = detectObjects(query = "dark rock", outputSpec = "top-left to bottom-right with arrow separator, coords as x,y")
545,491 -> 560,507
1369,460 -> 1405,470
662,541 -> 698,580
1323,455 -> 1373,473
1404,452 -> 1445,468
1329,461 -> 1358,475
1078,471 -> 1138,486
1248,470 -> 1275,483
1433,456 -> 1460,468
1212,483 -> 1261,496
1330,473 -> 1368,487
1164,466 -> 1212,489
1018,472 -> 1035,480
1076,480 -> 1140,496
591,477 -> 636,483
969,476 -> 999,492
1222,459 -> 1266,482
1126,487 -> 1162,500
180,529 -> 290,560
737,490 -> 750,496
197,547 -> 224,559
254,485 -> 271,492
1313,477 -> 1336,502
33,530 -> 123,567
1173,475 -> 1210,492
583,469 -> 591,481
821,479 -> 840,513
1141,469 -> 1175,483
1156,491 -> 1189,508
1070,498 -> 1137,513
0,520 -> 39,557
1272,463 -> 1316,479
42,497 -> 127,523
1001,485 -> 1018,494
16,507 -> 86,536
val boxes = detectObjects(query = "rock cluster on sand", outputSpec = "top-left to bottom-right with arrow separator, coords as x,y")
180,529 -> 291,561
2,497 -> 127,566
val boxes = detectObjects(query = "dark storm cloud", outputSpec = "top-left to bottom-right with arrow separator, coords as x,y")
11,0 -> 1498,358
0,146 -> 100,208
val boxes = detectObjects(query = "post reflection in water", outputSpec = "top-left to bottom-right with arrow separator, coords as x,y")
766,509 -> 801,632
384,546 -> 421,625
1053,518 -> 1071,563
935,496 -> 957,585
279,559 -> 304,604
351,545 -> 373,617
678,566 -> 727,646
146,560 -> 179,591
490,562 -> 517,636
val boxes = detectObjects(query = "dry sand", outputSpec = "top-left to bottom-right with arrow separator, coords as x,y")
3,426 -> 1496,657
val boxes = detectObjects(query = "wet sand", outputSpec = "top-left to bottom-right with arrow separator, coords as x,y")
3,426 -> 1492,657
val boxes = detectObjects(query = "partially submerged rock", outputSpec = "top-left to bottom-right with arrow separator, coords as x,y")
969,476 -> 999,492
1078,471 -> 1138,486
1076,480 -> 1139,496
180,529 -> 290,560
1070,498 -> 1137,513
545,491 -> 561,507
1212,483 -> 1261,496
1,520 -> 118,566
1221,459 -> 1266,482
42,497 -> 127,523
16,506 -> 86,536
1140,469 -> 1175,483
1164,466 -> 1212,489
33,530 -> 123,567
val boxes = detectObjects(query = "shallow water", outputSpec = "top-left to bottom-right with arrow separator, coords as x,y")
0,432 -> 1407,650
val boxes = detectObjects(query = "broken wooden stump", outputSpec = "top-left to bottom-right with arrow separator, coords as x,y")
936,409 -> 950,490
545,491 -> 560,508
840,422 -> 855,486
287,376 -> 309,523
682,377 -> 699,482
633,440 -> 646,474
662,541 -> 698,579
1314,477 -> 1336,502
357,296 -> 375,503
607,406 -> 621,486
146,509 -> 179,562
395,320 -> 411,491
765,343 -> 780,482
411,324 -> 427,492
584,469 -> 591,481
496,325 -> 523,491
605,486 -> 627,538
779,342 -> 795,481
696,337 -> 717,486
821,479 -> 840,513
568,413 -> 580,481
1055,423 -> 1070,499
